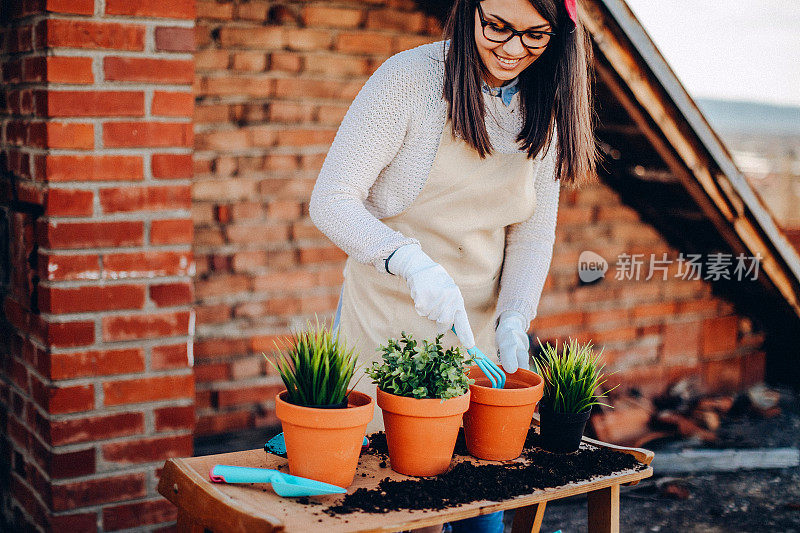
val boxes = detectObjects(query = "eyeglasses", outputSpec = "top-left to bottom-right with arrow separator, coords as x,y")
476,2 -> 556,50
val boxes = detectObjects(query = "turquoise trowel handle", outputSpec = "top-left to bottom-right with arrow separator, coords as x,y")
209,464 -> 280,484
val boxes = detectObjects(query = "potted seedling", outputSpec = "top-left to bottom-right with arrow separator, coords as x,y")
463,363 -> 544,461
366,332 -> 473,477
266,318 -> 373,488
533,338 -> 615,453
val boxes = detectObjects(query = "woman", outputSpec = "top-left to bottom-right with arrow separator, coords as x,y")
310,0 -> 596,530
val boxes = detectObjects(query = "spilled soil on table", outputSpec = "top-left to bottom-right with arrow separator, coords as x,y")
324,429 -> 647,516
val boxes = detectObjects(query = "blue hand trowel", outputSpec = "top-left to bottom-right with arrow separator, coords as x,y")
265,432 -> 369,456
209,465 -> 346,497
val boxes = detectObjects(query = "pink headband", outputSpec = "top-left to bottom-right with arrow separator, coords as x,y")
564,0 -> 577,29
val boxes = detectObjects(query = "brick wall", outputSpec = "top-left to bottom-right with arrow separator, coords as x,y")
192,0 -> 442,436
1,1 -> 196,531
192,0 -> 765,441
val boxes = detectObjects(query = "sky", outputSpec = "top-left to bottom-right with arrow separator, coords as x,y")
623,0 -> 800,107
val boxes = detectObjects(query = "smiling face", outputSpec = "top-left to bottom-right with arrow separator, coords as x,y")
474,0 -> 552,87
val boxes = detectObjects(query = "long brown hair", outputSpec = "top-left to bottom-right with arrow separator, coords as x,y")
442,0 -> 598,185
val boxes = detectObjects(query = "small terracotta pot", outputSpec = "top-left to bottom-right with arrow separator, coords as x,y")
538,402 -> 592,453
376,387 -> 470,477
275,390 -> 374,488
463,366 -> 544,461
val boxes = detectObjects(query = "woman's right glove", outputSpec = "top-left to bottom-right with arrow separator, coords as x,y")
387,243 -> 476,349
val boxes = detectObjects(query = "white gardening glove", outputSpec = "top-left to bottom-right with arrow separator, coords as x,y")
496,310 -> 530,373
387,243 -> 475,349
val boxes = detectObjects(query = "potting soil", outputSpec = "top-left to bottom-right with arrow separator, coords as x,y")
324,429 -> 647,516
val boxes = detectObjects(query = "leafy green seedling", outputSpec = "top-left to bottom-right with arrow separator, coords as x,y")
366,332 -> 474,400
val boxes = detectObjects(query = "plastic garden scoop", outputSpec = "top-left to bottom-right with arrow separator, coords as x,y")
451,325 -> 505,388
209,465 -> 347,497
265,433 -> 369,456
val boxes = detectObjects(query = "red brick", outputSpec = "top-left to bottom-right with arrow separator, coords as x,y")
102,434 -> 192,465
46,188 -> 93,217
43,122 -> 95,149
45,154 -> 143,181
106,0 -> 195,19
46,90 -> 145,117
702,357 -> 743,393
252,270 -> 316,292
39,220 -> 144,249
301,6 -> 363,28
45,56 -> 94,83
39,285 -> 145,313
10,476 -> 48,531
152,91 -> 194,117
45,320 -> 95,348
48,512 -> 98,533
49,412 -> 145,446
103,251 -> 193,279
102,311 -> 190,342
46,19 -> 145,50
336,32 -> 394,54
216,382 -> 284,408
298,245 -> 347,264
151,219 -> 193,245
149,283 -> 193,308
661,320 -> 702,361
701,315 -> 739,357
195,410 -> 252,436
154,405 -> 195,432
39,253 -> 100,282
49,348 -> 146,380
52,473 -> 146,511
103,498 -> 178,531
194,362 -> 230,383
31,378 -> 94,414
104,57 -> 194,83
47,447 -> 96,479
741,351 -> 766,387
103,122 -> 193,148
218,26 -> 283,48
152,344 -> 189,370
152,153 -> 193,179
194,337 -> 250,359
46,0 -> 95,16
366,9 -> 424,32
154,26 -> 195,52
269,51 -> 302,72
103,374 -> 194,405
99,185 -> 191,213
285,28 -> 332,51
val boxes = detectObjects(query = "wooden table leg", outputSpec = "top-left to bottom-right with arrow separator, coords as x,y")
177,508 -> 206,533
511,502 -> 547,533
587,484 -> 620,533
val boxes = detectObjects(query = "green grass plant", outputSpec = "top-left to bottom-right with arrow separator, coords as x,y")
533,337 -> 616,414
264,317 -> 359,407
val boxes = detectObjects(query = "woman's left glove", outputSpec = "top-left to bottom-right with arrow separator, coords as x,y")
495,310 -> 530,373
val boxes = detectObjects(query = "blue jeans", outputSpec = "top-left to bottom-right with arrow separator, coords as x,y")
445,510 -> 504,533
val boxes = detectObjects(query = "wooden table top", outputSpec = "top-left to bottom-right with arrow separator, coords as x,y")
158,432 -> 653,533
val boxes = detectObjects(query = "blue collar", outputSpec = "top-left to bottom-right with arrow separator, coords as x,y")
481,77 -> 520,106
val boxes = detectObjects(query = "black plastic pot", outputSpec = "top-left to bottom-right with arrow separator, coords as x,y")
538,402 -> 591,453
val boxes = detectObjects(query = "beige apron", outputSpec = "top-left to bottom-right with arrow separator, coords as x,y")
338,120 -> 537,433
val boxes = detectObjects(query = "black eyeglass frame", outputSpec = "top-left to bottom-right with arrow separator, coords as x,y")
475,2 -> 557,50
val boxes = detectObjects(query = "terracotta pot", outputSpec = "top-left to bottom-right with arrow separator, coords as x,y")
463,366 -> 544,460
275,390 -> 374,488
538,401 -> 592,453
376,387 -> 470,477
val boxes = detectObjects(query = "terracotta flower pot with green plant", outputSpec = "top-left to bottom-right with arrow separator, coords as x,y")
533,338 -> 615,453
266,318 -> 373,488
366,332 -> 473,477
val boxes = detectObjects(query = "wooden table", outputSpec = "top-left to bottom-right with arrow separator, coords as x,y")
158,428 -> 653,533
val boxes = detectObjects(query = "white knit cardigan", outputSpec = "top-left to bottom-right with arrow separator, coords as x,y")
309,41 -> 561,324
